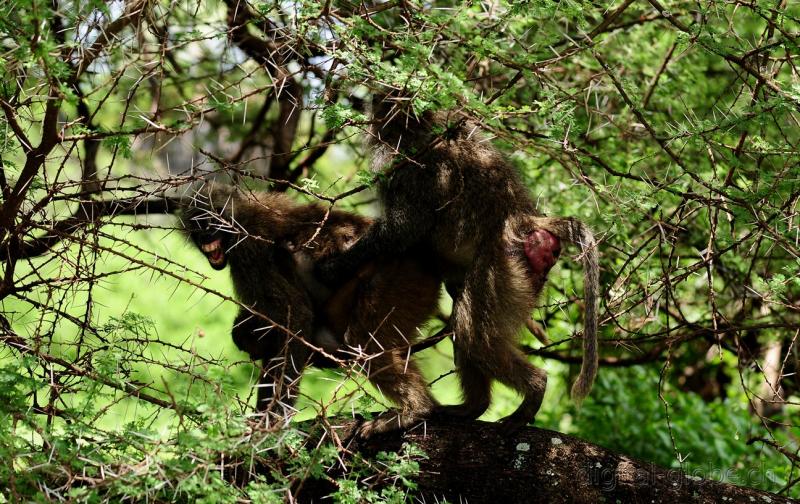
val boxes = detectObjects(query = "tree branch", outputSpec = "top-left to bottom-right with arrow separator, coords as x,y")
0,316 -> 192,413
10,196 -> 180,260
72,0 -> 149,82
294,419 -> 793,503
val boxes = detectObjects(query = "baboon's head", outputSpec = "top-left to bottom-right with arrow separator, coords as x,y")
188,216 -> 229,270
182,184 -> 238,271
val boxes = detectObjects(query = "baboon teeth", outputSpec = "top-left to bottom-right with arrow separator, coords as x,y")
201,241 -> 221,253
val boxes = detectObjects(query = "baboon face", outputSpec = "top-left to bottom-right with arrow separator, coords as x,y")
185,209 -> 235,270
193,229 -> 228,270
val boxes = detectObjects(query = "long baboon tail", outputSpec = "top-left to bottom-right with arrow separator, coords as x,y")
531,216 -> 599,403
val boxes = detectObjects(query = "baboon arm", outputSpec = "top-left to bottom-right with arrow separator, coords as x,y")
255,338 -> 311,413
316,217 -> 424,283
317,178 -> 436,283
314,218 -> 385,280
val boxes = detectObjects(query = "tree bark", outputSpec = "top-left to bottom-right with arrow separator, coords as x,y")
301,418 -> 794,503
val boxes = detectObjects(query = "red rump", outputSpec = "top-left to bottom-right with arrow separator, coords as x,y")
524,229 -> 561,275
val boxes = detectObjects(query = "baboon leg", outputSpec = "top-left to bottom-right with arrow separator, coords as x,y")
435,346 -> 492,419
435,278 -> 492,419
440,250 -> 545,426
358,350 -> 437,437
446,337 -> 546,428
255,336 -> 311,424
231,308 -> 313,421
494,346 -> 547,429
338,259 -> 439,437
255,337 -> 312,409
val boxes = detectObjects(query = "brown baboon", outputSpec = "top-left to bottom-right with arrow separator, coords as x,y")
182,183 -> 440,433
318,98 -> 600,428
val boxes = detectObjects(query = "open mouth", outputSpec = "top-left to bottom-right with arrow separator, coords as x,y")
201,239 -> 227,269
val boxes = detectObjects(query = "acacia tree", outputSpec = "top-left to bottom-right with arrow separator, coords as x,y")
1,0 -> 799,501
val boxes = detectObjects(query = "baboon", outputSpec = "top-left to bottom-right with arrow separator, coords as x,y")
318,97 -> 600,428
182,183 -> 441,433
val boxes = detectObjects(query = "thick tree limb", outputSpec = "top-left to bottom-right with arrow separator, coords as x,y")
299,419 -> 793,503
0,87 -> 62,231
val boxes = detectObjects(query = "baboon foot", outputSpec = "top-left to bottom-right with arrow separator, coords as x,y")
433,402 -> 489,421
357,410 -> 428,438
498,411 -> 536,433
498,398 -> 541,432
